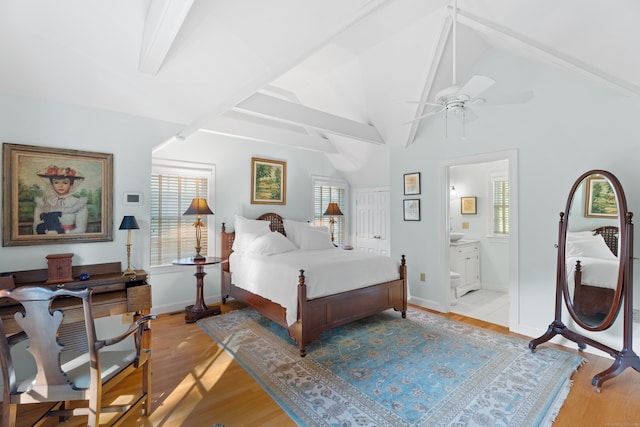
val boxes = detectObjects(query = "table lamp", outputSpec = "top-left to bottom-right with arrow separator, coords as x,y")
323,202 -> 343,243
119,216 -> 139,276
183,198 -> 214,261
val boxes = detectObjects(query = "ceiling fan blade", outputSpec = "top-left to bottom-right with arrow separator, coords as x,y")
459,75 -> 496,99
405,107 -> 443,124
483,90 -> 534,106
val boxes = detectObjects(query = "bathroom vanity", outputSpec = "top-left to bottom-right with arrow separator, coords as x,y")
449,240 -> 480,297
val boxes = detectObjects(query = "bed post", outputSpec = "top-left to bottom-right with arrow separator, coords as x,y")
400,254 -> 407,317
295,269 -> 308,357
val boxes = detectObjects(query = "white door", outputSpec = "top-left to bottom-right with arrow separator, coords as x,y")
355,190 -> 390,256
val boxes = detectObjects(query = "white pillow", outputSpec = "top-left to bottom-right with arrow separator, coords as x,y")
283,219 -> 312,247
300,227 -> 335,250
566,231 -> 597,240
566,238 -> 617,260
232,215 -> 271,253
246,231 -> 297,256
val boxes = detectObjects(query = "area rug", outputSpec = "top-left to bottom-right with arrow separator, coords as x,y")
198,308 -> 583,426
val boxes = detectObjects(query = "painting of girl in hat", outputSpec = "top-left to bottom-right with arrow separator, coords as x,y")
2,143 -> 113,246
33,165 -> 88,234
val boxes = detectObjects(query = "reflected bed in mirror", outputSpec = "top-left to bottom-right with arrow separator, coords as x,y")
565,174 -> 622,330
565,227 -> 618,327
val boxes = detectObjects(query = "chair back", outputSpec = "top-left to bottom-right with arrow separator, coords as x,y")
0,286 -> 98,398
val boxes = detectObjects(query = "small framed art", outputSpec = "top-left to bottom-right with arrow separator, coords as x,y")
461,196 -> 477,215
403,172 -> 420,195
403,199 -> 420,221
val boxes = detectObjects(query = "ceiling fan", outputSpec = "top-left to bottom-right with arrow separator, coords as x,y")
407,0 -> 532,136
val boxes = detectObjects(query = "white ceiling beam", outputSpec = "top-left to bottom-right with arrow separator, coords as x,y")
456,9 -> 640,97
199,116 -> 338,153
233,92 -> 385,145
405,16 -> 452,147
139,0 -> 195,75
176,0 -> 390,140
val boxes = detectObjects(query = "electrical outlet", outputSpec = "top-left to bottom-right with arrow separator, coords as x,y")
419,273 -> 426,282
633,309 -> 640,323
122,312 -> 133,324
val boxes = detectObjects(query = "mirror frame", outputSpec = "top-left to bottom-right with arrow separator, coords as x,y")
560,169 -> 627,331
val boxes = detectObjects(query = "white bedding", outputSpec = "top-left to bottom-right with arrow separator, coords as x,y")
566,256 -> 619,291
230,248 -> 401,326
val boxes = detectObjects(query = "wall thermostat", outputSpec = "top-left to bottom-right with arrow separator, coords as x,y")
123,192 -> 143,205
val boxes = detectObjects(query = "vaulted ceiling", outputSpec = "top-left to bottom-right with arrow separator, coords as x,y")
1,0 -> 639,158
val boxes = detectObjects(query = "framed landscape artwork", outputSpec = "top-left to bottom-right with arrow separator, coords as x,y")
585,175 -> 618,218
2,143 -> 113,246
251,157 -> 286,205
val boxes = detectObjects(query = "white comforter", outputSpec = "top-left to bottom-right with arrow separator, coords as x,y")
230,248 -> 401,326
566,256 -> 619,291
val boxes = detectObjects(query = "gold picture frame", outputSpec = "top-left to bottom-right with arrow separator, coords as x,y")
2,143 -> 113,246
585,175 -> 618,218
461,196 -> 477,215
251,157 -> 286,205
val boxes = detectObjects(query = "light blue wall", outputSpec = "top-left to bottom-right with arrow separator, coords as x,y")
390,48 -> 640,352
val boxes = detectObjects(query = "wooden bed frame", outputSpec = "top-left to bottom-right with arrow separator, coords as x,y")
572,225 -> 618,318
220,213 -> 407,356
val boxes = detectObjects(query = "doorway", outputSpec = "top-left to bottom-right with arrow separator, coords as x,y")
441,150 -> 519,330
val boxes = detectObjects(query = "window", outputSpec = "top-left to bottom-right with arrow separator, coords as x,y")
151,161 -> 214,267
492,176 -> 509,235
312,177 -> 347,245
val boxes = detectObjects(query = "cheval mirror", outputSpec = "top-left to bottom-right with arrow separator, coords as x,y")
529,169 -> 640,391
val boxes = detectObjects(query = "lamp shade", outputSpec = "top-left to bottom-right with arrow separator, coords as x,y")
119,215 -> 140,230
183,198 -> 214,216
323,202 -> 343,216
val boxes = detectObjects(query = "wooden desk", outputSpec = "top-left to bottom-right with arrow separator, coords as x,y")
172,257 -> 223,323
0,262 -> 151,336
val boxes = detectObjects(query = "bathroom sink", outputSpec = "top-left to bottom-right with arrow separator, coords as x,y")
450,232 -> 464,242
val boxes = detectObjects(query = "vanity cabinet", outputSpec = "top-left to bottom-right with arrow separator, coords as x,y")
449,240 -> 480,297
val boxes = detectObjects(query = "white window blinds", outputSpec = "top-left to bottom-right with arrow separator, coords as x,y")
313,182 -> 346,245
151,166 -> 212,266
493,179 -> 509,235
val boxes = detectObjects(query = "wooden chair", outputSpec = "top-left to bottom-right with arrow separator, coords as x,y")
0,286 -> 156,426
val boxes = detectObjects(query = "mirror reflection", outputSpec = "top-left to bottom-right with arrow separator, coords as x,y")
565,174 -> 621,328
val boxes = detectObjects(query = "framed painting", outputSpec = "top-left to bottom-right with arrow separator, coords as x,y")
251,157 -> 286,205
585,175 -> 618,218
2,143 -> 113,246
461,196 -> 477,215
403,199 -> 420,221
403,172 -> 421,195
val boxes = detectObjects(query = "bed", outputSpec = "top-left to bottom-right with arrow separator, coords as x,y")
220,213 -> 407,356
566,226 -> 619,320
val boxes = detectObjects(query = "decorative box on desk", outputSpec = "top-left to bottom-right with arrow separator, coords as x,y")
0,262 -> 151,335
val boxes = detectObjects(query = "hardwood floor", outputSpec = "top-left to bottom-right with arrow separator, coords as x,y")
13,302 -> 640,426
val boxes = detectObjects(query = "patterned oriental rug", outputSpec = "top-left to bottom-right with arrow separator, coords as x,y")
198,308 -> 583,427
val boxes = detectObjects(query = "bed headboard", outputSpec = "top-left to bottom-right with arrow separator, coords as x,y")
220,213 -> 285,270
594,225 -> 619,256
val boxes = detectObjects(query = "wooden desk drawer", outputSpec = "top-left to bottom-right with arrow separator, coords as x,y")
127,284 -> 151,313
